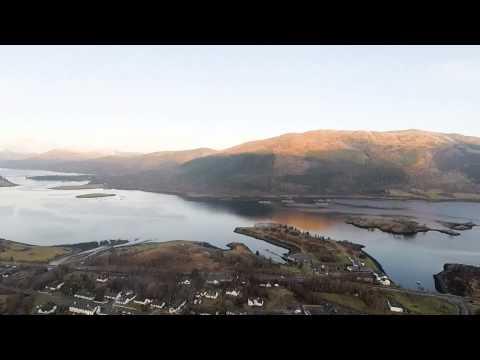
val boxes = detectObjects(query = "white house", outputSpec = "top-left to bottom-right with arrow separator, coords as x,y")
115,291 -> 137,305
247,298 -> 264,307
373,272 -> 391,286
96,277 -> 108,283
226,290 -> 240,297
179,279 -> 191,286
168,300 -> 187,314
69,302 -> 99,315
134,298 -> 152,306
386,300 -> 404,313
46,282 -> 64,292
204,291 -> 218,300
151,302 -> 166,310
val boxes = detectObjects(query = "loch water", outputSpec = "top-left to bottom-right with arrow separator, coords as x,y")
1,167 -> 479,291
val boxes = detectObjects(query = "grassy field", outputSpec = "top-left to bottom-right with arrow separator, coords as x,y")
386,292 -> 457,315
90,240 -> 267,273
316,292 -> 378,313
264,288 -> 298,311
0,240 -> 70,263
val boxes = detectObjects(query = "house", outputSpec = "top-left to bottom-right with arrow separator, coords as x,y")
259,282 -> 272,288
179,279 -> 191,286
226,290 -> 240,297
96,275 -> 108,283
150,301 -> 166,310
247,298 -> 264,307
37,303 -> 57,315
386,300 -> 404,313
74,291 -> 95,301
168,300 -> 187,314
134,298 -> 152,306
204,291 -> 219,300
115,291 -> 137,305
373,273 -> 391,286
46,281 -> 64,292
69,301 -> 99,315
96,307 -> 108,315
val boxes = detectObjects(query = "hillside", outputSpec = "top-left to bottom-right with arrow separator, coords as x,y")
3,129 -> 480,198
0,148 -> 217,177
104,129 -> 480,197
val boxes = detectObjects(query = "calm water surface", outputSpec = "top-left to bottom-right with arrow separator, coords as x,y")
1,168 -> 480,291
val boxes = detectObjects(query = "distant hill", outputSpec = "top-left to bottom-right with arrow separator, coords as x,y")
3,130 -> 480,198
103,130 -> 480,198
0,147 -> 218,177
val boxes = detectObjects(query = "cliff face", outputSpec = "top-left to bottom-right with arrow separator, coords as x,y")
434,264 -> 480,297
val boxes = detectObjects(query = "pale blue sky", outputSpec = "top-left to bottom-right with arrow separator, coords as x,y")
1,45 -> 479,153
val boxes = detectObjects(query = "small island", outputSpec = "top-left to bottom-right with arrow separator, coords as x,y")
76,193 -> 116,199
27,175 -> 95,182
346,216 -> 460,236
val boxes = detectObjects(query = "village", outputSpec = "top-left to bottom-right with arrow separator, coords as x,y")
0,223 -> 468,315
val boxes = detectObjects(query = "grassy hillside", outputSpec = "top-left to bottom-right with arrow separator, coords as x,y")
4,129 -> 480,197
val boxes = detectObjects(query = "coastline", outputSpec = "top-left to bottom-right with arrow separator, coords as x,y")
3,165 -> 480,203
361,249 -> 387,276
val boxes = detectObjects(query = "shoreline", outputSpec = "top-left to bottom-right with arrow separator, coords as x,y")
234,225 -> 388,276
3,166 -> 480,203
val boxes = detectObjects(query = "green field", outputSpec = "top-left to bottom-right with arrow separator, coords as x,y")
385,292 -> 457,315
317,292 -> 376,313
0,240 -> 70,263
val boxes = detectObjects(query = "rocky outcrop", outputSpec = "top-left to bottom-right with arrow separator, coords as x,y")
434,263 -> 480,297
346,216 -> 460,236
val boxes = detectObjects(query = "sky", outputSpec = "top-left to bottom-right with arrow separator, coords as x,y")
1,45 -> 480,154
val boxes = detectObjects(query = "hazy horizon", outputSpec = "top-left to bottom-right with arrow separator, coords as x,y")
2,45 -> 480,153
0,127 -> 477,156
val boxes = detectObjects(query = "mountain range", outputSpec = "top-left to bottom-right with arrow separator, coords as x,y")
2,129 -> 480,198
